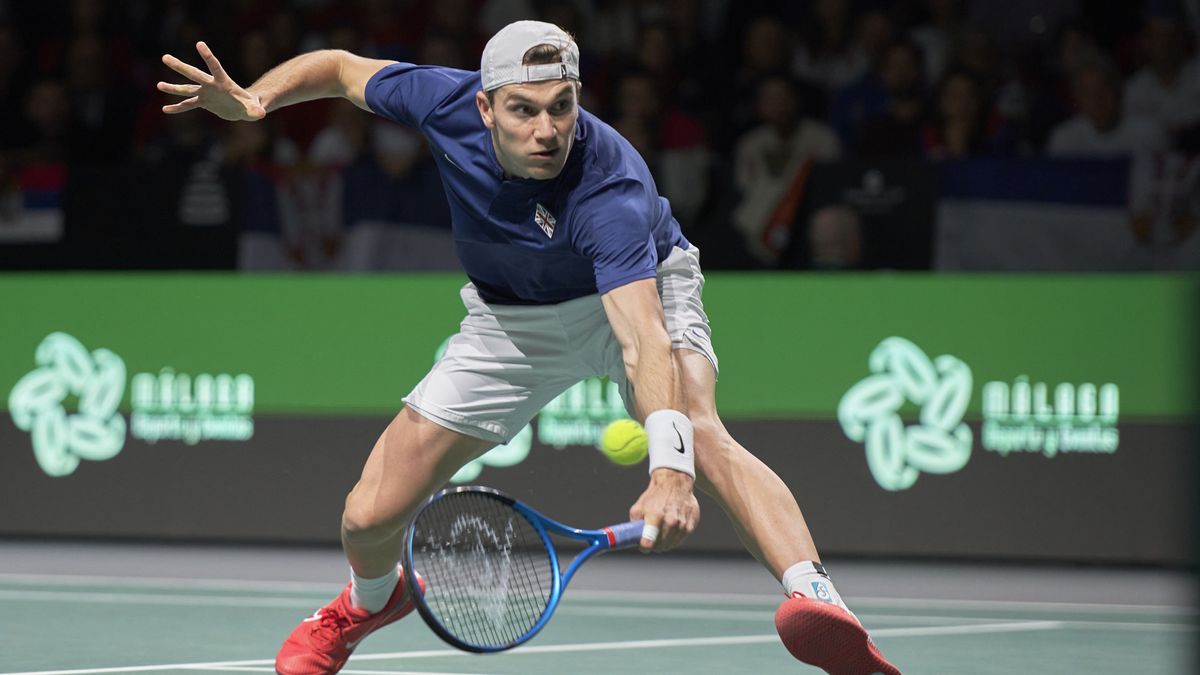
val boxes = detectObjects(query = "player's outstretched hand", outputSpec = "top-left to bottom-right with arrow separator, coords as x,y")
158,41 -> 266,121
630,469 -> 699,553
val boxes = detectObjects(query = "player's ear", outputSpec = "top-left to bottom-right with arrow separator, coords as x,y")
476,90 -> 495,129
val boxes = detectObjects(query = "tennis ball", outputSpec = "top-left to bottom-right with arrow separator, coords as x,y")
599,418 -> 648,465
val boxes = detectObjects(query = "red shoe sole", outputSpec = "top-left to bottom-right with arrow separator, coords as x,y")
775,597 -> 900,675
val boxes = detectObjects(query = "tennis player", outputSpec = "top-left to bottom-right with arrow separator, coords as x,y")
160,21 -> 899,675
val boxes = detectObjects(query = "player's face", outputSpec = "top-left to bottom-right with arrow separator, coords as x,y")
477,80 -> 578,180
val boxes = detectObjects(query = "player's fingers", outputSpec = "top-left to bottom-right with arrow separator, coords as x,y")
196,41 -> 229,80
639,518 -> 660,553
162,96 -> 201,114
657,505 -> 699,552
162,54 -> 214,85
655,519 -> 686,552
628,493 -> 647,522
157,82 -> 201,97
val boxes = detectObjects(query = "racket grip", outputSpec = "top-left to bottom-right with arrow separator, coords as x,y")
606,520 -> 645,549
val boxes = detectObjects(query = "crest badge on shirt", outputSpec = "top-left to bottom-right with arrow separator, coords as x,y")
534,203 -> 556,239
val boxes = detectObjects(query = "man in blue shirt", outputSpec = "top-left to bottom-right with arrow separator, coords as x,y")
160,21 -> 898,675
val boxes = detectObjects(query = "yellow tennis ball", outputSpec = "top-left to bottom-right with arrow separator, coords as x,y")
599,419 -> 648,465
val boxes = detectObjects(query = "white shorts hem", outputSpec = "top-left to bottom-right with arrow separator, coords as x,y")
403,397 -> 508,444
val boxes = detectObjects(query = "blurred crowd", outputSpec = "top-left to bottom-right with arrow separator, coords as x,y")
0,0 -> 1198,269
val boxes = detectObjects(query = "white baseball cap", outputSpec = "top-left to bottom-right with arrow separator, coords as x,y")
480,20 -> 580,92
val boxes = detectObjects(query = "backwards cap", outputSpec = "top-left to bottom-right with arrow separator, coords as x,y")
480,20 -> 580,92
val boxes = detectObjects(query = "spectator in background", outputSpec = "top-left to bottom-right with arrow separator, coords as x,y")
20,80 -> 70,163
588,0 -> 641,63
139,101 -> 217,165
806,204 -> 864,270
733,75 -> 841,264
632,21 -> 705,115
610,69 -> 710,228
307,100 -> 369,166
1123,13 -> 1200,141
425,0 -> 485,60
326,23 -> 366,54
1021,20 -> 1105,153
721,14 -> 811,150
1047,58 -> 1169,157
418,30 -> 473,71
825,5 -> 898,148
266,9 -> 304,61
237,30 -> 277,84
794,0 -> 866,93
371,122 -> 425,180
0,24 -> 30,151
663,0 -> 713,74
220,118 -> 299,168
921,69 -> 1009,158
909,0 -> 965,85
857,40 -> 927,157
945,25 -> 1003,102
64,34 -> 138,162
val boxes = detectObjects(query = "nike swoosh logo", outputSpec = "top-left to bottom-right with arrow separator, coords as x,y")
302,611 -> 322,623
443,153 -> 467,173
671,422 -> 685,454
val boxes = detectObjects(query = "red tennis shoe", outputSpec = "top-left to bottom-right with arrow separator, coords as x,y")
775,593 -> 900,675
275,569 -> 423,675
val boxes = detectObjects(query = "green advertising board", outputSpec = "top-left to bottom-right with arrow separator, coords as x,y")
2,273 -> 1195,418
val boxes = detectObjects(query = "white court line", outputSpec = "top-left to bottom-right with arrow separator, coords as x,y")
0,622 -> 1062,675
192,662 -> 492,667
4,588 -> 1192,633
872,620 -> 1063,637
842,595 -> 1197,616
0,573 -> 340,594
0,590 -> 317,609
561,606 -> 1027,626
0,573 -> 1192,616
1062,620 -> 1198,633
3,572 -> 1195,615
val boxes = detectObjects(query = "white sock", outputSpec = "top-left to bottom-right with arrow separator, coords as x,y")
350,566 -> 399,614
782,561 -> 848,611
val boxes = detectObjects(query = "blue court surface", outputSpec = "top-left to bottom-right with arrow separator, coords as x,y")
0,542 -> 1195,674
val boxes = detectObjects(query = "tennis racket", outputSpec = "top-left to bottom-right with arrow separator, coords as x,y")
402,485 -> 644,652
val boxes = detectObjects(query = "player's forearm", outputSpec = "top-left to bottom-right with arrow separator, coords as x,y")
248,50 -> 349,113
627,338 -> 684,420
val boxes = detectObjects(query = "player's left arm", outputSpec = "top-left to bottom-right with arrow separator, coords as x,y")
601,279 -> 700,553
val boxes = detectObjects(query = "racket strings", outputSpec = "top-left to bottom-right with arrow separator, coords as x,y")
410,491 -> 555,648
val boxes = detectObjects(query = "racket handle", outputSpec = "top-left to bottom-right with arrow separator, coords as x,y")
605,520 -> 646,549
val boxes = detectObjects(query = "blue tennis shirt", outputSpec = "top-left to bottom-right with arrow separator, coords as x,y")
365,63 -> 688,305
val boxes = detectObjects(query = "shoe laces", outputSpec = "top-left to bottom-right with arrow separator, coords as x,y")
310,608 -> 354,643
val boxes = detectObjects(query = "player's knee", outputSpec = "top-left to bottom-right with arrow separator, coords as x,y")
341,487 -> 402,542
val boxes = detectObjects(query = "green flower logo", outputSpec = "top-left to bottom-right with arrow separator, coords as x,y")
8,333 -> 127,477
837,337 -> 973,491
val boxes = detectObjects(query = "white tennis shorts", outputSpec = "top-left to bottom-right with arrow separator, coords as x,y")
404,245 -> 718,443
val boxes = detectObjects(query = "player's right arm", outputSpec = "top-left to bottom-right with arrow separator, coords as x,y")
158,41 -> 394,120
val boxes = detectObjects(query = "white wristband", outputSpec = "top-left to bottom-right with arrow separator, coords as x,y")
645,409 -> 695,478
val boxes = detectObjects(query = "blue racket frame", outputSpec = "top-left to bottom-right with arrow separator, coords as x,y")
403,485 -> 644,653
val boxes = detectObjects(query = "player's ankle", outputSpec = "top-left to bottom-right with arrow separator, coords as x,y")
781,560 -> 849,611
350,566 -> 399,613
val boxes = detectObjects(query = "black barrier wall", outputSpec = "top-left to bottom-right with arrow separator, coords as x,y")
2,416 -> 1194,565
